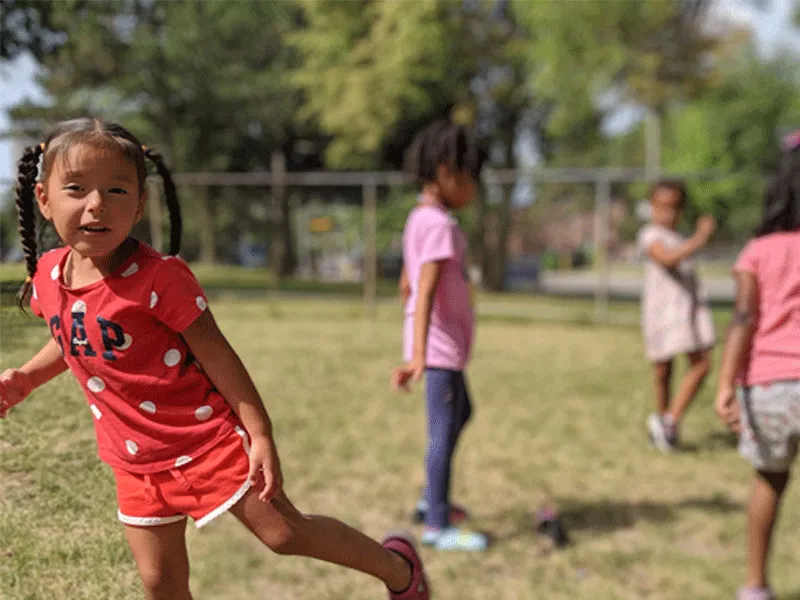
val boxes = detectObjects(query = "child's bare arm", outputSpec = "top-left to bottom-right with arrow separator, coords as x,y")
1,338 -> 68,416
715,271 -> 758,431
718,272 -> 758,390
391,261 -> 443,392
399,266 -> 411,303
647,215 -> 715,269
181,310 -> 273,438
181,309 -> 282,500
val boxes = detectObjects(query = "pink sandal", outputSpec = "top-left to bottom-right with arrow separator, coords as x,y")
382,532 -> 430,600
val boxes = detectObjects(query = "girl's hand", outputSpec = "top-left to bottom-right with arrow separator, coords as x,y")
694,215 -> 716,244
715,385 -> 740,433
0,369 -> 33,418
248,434 -> 284,502
391,356 -> 425,393
400,280 -> 411,304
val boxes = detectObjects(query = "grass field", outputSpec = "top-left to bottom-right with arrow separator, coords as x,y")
2,297 -> 799,600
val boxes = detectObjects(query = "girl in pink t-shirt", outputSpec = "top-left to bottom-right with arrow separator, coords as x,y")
0,118 -> 429,600
391,122 -> 488,552
716,138 -> 800,600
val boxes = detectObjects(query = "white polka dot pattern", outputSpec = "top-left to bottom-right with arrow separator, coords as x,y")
139,401 -> 156,414
150,291 -> 158,308
194,406 -> 213,421
125,440 -> 138,455
71,300 -> 87,313
51,264 -> 59,280
121,263 -> 139,277
164,349 -> 181,367
196,296 -> 208,311
87,377 -> 106,393
90,404 -> 102,420
119,333 -> 133,351
174,456 -> 192,467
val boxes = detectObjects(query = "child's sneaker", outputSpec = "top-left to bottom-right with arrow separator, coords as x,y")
421,526 -> 488,551
737,587 -> 774,600
663,414 -> 679,448
648,413 -> 674,453
411,499 -> 469,526
382,532 -> 430,600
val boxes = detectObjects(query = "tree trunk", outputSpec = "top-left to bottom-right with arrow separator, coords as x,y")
271,152 -> 297,278
482,132 -> 516,292
482,185 -> 513,292
197,187 -> 217,264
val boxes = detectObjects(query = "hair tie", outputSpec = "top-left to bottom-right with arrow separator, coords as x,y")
25,275 -> 33,284
782,131 -> 800,151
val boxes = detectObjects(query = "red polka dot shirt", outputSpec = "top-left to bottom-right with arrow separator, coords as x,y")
30,241 -> 240,474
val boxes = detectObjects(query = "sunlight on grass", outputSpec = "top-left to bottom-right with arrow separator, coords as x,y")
1,298 -> 794,599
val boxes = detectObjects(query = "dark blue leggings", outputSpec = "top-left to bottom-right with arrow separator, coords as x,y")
424,368 -> 473,529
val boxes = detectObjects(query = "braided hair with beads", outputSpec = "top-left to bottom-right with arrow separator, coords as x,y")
14,118 -> 181,309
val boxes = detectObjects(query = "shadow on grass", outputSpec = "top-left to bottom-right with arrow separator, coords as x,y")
681,429 -> 739,454
489,494 -> 742,544
556,495 -> 742,534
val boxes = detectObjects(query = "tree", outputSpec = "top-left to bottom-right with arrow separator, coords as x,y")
0,0 -> 65,61
661,52 -> 800,241
291,0 -> 534,290
8,0 -> 309,273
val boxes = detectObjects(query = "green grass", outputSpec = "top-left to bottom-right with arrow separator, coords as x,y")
1,298 -> 793,599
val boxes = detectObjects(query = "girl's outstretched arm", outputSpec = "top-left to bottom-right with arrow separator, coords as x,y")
181,309 -> 283,501
0,338 -> 68,417
647,215 -> 715,269
715,271 -> 758,432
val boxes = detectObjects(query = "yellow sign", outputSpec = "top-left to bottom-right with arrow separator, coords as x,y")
308,216 -> 335,234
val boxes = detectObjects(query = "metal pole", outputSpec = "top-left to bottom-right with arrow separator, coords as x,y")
594,177 -> 611,323
645,109 -> 661,183
363,179 -> 378,318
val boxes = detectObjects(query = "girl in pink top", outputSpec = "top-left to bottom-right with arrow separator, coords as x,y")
716,137 -> 800,600
0,118 -> 429,600
392,122 -> 488,552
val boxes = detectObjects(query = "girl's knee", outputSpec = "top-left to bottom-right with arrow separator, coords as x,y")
265,523 -> 302,556
139,565 -> 189,600
690,351 -> 712,376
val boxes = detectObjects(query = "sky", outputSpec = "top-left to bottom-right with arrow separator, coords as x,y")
0,0 -> 798,183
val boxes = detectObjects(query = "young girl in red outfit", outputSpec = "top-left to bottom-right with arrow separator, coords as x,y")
0,118 -> 430,600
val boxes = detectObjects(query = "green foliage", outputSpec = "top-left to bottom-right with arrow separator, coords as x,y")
662,53 -> 800,240
291,0 -> 451,168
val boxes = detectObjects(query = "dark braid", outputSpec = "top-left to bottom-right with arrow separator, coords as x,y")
143,147 -> 181,255
14,118 -> 184,312
404,121 -> 485,185
15,143 -> 44,308
756,146 -> 800,237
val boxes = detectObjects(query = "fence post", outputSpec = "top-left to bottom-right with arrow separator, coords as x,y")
363,179 -> 378,318
594,176 -> 611,323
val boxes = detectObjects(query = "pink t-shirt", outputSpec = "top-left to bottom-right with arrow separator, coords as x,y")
734,231 -> 800,386
402,201 -> 474,371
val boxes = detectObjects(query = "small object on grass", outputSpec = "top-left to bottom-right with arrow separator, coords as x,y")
534,506 -> 569,548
